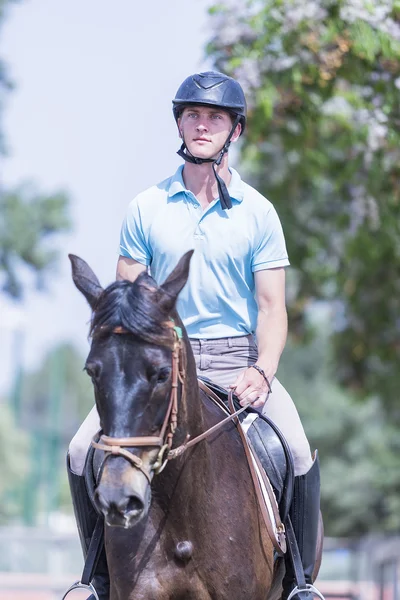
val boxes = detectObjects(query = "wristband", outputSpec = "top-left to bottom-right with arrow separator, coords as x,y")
250,364 -> 272,393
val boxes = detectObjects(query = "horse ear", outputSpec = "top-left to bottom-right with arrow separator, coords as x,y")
158,250 -> 194,314
69,254 -> 103,310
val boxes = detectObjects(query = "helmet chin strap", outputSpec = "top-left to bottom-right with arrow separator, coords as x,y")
177,115 -> 241,210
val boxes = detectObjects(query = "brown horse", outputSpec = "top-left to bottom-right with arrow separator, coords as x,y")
70,250 -> 285,600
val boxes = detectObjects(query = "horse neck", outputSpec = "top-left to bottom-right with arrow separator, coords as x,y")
177,337 -> 205,439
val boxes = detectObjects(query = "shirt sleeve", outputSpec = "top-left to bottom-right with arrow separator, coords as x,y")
251,206 -> 290,272
119,196 -> 152,266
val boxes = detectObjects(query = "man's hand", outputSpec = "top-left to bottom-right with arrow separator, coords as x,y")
230,365 -> 274,408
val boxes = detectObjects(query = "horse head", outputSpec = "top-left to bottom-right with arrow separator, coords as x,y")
69,250 -> 193,528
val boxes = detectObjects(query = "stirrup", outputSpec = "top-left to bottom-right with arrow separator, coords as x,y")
287,584 -> 325,600
61,579 -> 99,600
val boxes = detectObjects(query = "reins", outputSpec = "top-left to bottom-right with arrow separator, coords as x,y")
91,322 -> 256,480
167,389 -> 254,459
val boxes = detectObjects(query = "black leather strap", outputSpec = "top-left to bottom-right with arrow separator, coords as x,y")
81,438 -> 106,588
177,143 -> 214,165
81,516 -> 104,586
212,163 -> 232,209
285,515 -> 307,590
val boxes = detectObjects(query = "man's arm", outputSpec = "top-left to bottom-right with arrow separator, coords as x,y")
116,256 -> 147,282
254,267 -> 288,380
232,267 -> 288,407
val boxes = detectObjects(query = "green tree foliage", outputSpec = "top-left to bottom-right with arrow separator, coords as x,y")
279,326 -> 400,536
0,1 -> 71,298
0,1 -> 72,521
3,343 -> 93,522
0,184 -> 71,297
0,403 -> 29,523
20,343 -> 94,518
0,0 -> 72,526
207,0 -> 400,411
0,0 -> 15,155
19,342 -> 94,435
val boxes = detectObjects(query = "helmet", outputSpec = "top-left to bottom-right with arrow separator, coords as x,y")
172,71 -> 246,133
173,71 -> 247,211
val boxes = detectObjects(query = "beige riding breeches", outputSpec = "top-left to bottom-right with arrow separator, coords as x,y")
69,335 -> 313,477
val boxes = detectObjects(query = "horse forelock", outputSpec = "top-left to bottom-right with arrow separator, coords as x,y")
89,273 -> 175,348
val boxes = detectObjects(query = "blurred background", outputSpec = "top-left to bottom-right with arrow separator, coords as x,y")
1,0 -> 399,598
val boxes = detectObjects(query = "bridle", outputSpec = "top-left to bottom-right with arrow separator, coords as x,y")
92,320 -> 256,483
92,321 -> 185,482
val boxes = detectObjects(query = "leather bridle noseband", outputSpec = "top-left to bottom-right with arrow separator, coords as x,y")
91,320 -> 257,483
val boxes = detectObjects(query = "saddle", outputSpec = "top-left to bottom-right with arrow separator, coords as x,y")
198,377 -> 295,547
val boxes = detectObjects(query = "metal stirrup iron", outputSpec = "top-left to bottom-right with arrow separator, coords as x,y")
61,515 -> 104,599
61,580 -> 100,600
287,584 -> 326,600
284,516 -> 326,600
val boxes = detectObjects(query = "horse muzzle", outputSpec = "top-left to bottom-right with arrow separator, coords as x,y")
94,458 -> 152,528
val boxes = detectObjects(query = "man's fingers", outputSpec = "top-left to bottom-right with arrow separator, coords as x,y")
252,392 -> 269,408
239,389 -> 260,405
233,379 -> 251,397
239,389 -> 269,407
230,370 -> 245,389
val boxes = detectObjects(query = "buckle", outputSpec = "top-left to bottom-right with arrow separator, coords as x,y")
152,443 -> 170,474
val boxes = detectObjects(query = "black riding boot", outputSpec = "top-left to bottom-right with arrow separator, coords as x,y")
282,451 -> 321,600
67,455 -> 110,600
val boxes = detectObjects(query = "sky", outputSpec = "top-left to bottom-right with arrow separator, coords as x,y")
1,0 -> 214,393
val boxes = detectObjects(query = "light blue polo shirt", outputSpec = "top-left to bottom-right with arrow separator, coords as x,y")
119,165 -> 289,339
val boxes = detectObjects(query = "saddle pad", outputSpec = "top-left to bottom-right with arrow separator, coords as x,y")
241,415 -> 286,546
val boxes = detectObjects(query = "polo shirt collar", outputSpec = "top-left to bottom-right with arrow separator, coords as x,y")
168,165 -> 244,204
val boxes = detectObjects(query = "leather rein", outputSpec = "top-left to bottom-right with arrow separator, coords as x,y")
91,322 -> 253,483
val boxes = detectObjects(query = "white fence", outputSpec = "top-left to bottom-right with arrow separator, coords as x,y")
0,525 -> 83,599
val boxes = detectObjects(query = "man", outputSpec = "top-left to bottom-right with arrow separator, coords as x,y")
68,71 -> 320,600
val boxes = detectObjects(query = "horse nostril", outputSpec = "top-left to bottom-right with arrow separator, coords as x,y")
125,495 -> 145,515
94,489 -> 145,518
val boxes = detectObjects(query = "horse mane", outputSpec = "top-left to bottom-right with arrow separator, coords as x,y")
90,272 -> 175,348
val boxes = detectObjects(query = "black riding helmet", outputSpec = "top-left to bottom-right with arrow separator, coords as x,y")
172,71 -> 247,210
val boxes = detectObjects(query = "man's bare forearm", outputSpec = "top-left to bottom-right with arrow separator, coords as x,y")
116,256 -> 147,282
255,306 -> 288,379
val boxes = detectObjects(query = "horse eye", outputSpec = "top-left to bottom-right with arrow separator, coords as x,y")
84,363 -> 100,380
157,367 -> 171,383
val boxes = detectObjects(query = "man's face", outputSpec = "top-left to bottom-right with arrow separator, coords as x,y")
178,105 -> 241,160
